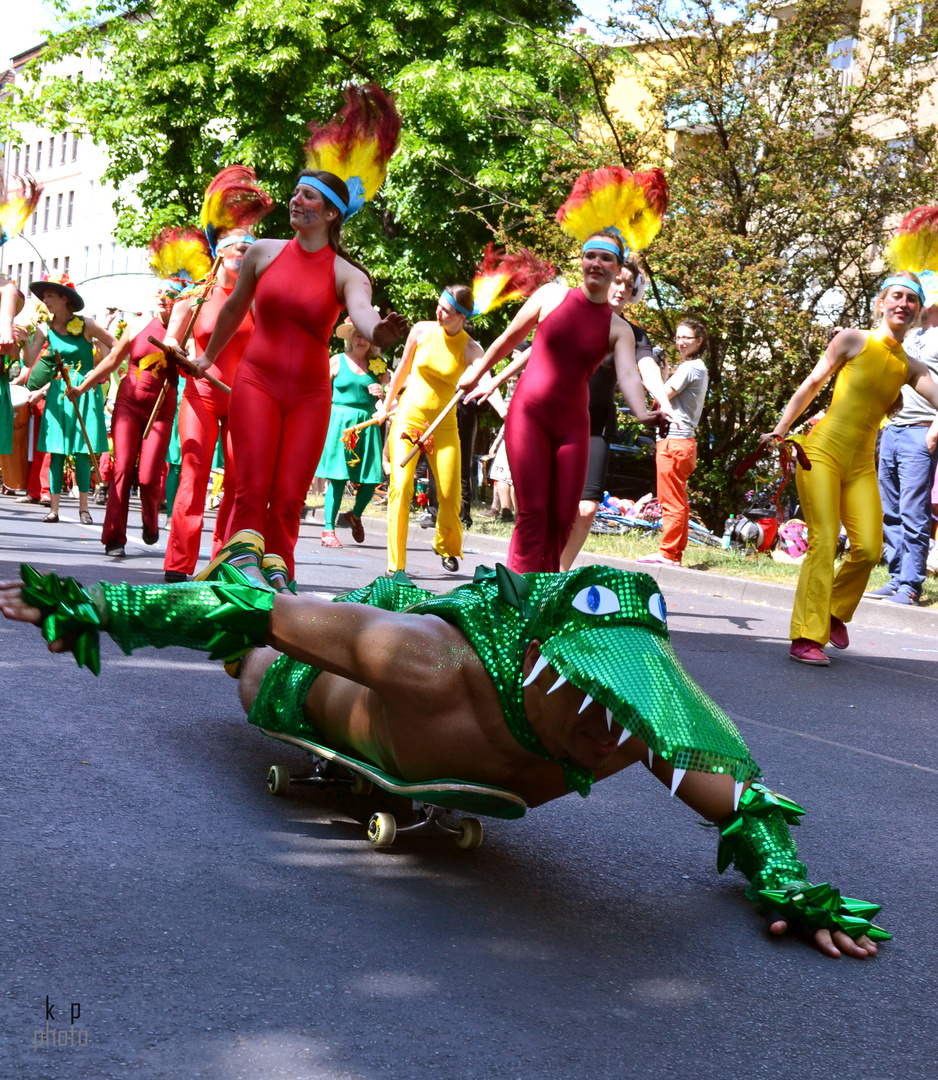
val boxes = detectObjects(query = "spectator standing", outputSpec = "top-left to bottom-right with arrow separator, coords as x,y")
867,299 -> 938,604
635,317 -> 710,566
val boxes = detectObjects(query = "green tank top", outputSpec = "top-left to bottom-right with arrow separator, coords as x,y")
332,354 -> 380,410
46,321 -> 95,377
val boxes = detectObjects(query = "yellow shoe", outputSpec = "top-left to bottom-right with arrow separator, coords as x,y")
194,529 -> 265,582
261,554 -> 296,593
223,657 -> 243,679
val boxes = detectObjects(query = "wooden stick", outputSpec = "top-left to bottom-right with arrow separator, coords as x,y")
340,415 -> 382,439
53,351 -> 103,485
145,336 -> 231,396
143,255 -> 224,439
399,390 -> 464,467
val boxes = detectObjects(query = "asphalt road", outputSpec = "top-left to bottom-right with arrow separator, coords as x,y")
1,495 -> 935,1079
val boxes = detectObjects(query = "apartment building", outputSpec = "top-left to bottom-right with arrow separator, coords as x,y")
1,40 -> 156,321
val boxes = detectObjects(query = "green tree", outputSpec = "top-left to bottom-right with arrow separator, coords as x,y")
583,0 -> 938,524
3,0 -> 621,320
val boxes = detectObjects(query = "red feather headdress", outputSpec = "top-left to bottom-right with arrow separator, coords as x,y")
471,245 -> 556,316
557,167 -> 669,253
200,165 -> 273,256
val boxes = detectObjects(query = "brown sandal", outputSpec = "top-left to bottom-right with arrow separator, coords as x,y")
41,512 -> 59,523
79,511 -> 93,525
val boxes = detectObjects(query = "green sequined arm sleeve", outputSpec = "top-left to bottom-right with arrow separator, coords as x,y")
20,564 -> 274,675
709,783 -> 890,942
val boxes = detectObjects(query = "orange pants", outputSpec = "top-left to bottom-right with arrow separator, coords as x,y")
656,437 -> 697,562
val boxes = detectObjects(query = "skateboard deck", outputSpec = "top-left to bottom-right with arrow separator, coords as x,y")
259,727 -> 528,820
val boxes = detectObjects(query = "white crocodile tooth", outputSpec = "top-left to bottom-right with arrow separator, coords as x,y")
547,674 -> 567,695
522,654 -> 550,688
578,693 -> 593,715
734,781 -> 744,812
647,749 -> 654,769
606,707 -> 614,731
617,725 -> 632,747
670,768 -> 686,797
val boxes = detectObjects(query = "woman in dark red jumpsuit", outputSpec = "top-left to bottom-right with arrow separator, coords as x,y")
69,282 -> 181,556
460,232 -> 663,573
191,170 -> 407,579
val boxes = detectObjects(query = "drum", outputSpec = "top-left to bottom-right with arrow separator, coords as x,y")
0,385 -> 31,490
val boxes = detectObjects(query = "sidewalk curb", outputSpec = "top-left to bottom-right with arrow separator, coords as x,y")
356,509 -> 938,635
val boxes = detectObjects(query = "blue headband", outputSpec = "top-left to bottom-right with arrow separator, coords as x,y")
582,238 -> 626,262
441,290 -> 474,319
216,234 -> 255,252
882,275 -> 926,305
296,175 -> 366,220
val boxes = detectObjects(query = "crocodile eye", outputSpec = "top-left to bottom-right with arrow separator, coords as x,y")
648,593 -> 667,623
572,584 -> 621,616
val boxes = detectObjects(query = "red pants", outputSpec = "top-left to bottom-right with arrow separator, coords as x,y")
227,367 -> 331,577
505,402 -> 589,573
656,437 -> 697,562
164,385 -> 234,575
102,377 -> 176,548
26,400 -> 50,501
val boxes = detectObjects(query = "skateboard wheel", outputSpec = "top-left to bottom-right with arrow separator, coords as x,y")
350,774 -> 373,797
267,765 -> 291,796
367,812 -> 397,847
455,818 -> 484,850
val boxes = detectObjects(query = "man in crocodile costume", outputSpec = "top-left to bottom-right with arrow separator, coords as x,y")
0,530 -> 887,957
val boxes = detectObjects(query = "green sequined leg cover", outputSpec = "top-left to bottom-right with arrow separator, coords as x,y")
709,783 -> 890,942
19,563 -> 274,676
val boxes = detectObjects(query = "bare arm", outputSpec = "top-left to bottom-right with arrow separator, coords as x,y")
266,592 -> 466,695
375,323 -> 425,421
458,285 -> 560,394
70,316 -> 147,397
0,281 -> 20,354
163,296 -> 196,352
84,317 -> 118,354
764,329 -> 864,441
636,355 -> 675,417
337,261 -> 409,350
611,321 -> 663,424
192,247 -> 261,372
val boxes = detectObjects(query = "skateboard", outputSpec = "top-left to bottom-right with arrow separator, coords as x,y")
259,727 -> 528,850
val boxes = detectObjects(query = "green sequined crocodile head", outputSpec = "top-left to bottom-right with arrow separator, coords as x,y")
521,566 -> 760,786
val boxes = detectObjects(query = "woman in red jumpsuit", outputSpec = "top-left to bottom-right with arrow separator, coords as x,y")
460,231 -> 663,573
191,170 -> 407,580
69,281 -> 181,556
162,231 -> 255,581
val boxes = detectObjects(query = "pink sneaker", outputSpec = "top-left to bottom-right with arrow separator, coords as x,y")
829,616 -> 849,650
789,638 -> 830,666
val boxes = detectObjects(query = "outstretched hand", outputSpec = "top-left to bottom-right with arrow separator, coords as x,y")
371,312 -> 409,350
0,580 -> 73,654
768,914 -> 879,959
640,409 -> 670,440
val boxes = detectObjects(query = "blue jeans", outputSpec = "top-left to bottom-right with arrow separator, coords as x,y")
877,424 -> 938,597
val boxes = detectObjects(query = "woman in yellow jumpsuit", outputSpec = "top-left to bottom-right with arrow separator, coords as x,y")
764,273 -> 938,665
377,286 -> 484,574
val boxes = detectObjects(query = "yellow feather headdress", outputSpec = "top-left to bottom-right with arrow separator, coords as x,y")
556,167 -> 669,254
303,84 -> 402,218
0,175 -> 42,246
887,206 -> 938,275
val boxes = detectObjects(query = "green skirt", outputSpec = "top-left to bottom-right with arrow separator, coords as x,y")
0,378 -> 12,456
315,403 -> 383,484
38,375 -> 108,455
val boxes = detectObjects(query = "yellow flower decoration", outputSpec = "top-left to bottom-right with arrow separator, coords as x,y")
65,316 -> 85,336
368,357 -> 387,376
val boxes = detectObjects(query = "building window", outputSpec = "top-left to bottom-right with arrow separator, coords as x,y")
71,133 -> 78,161
890,3 -> 923,45
67,191 -> 74,227
52,258 -> 59,270
64,256 -> 70,274
36,141 -> 41,170
30,210 -> 37,235
14,148 -> 20,173
61,136 -> 67,164
16,263 -> 22,289
25,146 -> 30,171
28,261 -> 34,281
56,193 -> 63,228
48,137 -> 54,166
83,246 -> 89,278
43,196 -> 50,231
5,265 -> 11,280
